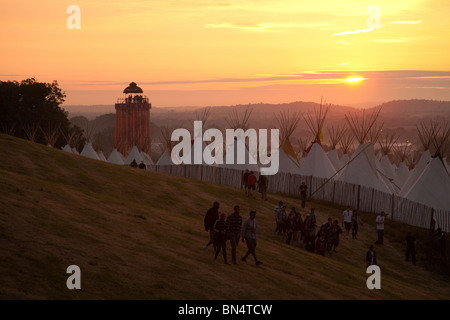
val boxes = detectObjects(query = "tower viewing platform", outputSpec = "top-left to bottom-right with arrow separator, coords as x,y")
114,82 -> 152,156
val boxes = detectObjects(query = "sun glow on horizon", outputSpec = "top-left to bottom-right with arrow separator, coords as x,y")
346,77 -> 365,83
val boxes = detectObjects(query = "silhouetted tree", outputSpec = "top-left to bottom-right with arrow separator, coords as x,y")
0,78 -> 82,149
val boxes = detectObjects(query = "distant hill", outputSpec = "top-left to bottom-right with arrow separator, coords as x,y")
1,133 -> 450,299
65,99 -> 450,158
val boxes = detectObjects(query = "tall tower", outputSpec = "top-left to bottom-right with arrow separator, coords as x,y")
114,82 -> 151,156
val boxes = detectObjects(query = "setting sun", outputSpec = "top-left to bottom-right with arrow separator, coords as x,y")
346,77 -> 365,83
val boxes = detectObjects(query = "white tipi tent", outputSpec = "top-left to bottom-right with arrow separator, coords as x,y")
299,142 -> 336,179
108,148 -> 125,165
156,148 -> 182,166
98,151 -> 107,162
125,146 -> 144,166
395,161 -> 410,187
379,155 -> 401,191
399,150 -> 431,197
62,144 -> 74,154
326,125 -> 346,171
223,136 -> 260,172
327,149 -> 342,171
80,142 -> 100,160
222,107 -> 260,172
338,107 -> 394,193
275,111 -> 302,174
337,142 -> 393,193
277,140 -> 301,174
141,152 -> 154,166
402,157 -> 450,210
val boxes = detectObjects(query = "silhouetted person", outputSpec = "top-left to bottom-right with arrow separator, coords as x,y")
226,205 -> 242,265
138,161 -> 146,169
299,181 -> 308,208
203,201 -> 220,250
366,245 -> 377,267
258,174 -> 268,201
214,213 -> 230,264
376,211 -> 386,244
405,232 -> 416,265
130,159 -> 138,168
435,228 -> 446,258
241,211 -> 262,266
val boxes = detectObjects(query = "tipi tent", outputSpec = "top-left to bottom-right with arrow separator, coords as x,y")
337,142 -> 393,193
125,146 -> 144,165
62,144 -> 74,154
395,161 -> 410,187
156,148 -> 182,166
379,155 -> 401,191
98,151 -> 107,162
80,142 -> 100,160
108,148 -> 125,165
299,142 -> 337,179
326,125 -> 345,171
222,107 -> 260,172
141,152 -> 154,166
275,139 -> 301,174
275,111 -> 302,174
402,157 -> 450,210
338,107 -> 395,193
399,150 -> 432,197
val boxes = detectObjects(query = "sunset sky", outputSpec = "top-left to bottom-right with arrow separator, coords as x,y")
1,0 -> 449,109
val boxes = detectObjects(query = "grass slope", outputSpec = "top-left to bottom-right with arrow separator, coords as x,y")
0,133 -> 449,300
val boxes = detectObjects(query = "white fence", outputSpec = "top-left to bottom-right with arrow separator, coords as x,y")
149,164 -> 450,232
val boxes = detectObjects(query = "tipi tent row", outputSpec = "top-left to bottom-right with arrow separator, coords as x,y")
61,142 -> 154,167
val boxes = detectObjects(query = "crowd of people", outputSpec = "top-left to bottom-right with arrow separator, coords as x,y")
202,195 -> 447,269
273,201 -> 351,255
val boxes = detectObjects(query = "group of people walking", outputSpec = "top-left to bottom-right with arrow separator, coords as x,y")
273,202 -> 365,255
202,198 -> 446,269
203,201 -> 262,266
241,169 -> 268,201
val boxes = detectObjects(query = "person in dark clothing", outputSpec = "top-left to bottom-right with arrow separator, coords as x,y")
405,232 -> 416,265
351,210 -> 363,239
304,230 -> 315,252
316,232 -> 327,256
130,159 -> 138,168
302,216 -> 311,241
226,205 -> 243,264
327,220 -> 343,253
366,245 -> 377,267
435,228 -> 446,257
241,211 -> 262,266
293,209 -> 303,244
138,161 -> 146,169
257,174 -> 268,201
242,169 -> 250,191
309,208 -> 317,235
285,212 -> 296,245
299,181 -> 308,208
203,201 -> 220,250
214,213 -> 230,264
247,171 -> 257,198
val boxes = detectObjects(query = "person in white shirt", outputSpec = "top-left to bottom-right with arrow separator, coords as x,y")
342,206 -> 353,239
376,211 -> 386,244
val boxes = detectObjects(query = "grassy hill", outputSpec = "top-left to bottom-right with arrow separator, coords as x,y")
1,133 -> 449,300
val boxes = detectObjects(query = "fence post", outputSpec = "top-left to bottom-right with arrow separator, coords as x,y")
391,193 -> 395,221
357,184 -> 361,211
332,180 -> 336,204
